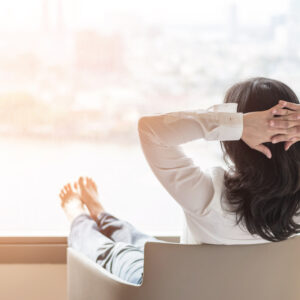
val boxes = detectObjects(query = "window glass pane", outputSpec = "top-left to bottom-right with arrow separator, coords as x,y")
0,0 -> 298,235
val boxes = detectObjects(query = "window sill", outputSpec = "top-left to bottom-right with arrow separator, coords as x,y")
0,235 -> 180,264
0,236 -> 67,264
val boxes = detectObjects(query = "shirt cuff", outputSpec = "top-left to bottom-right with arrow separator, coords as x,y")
218,112 -> 243,141
207,103 -> 243,141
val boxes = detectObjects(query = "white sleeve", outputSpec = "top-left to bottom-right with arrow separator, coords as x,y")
137,103 -> 243,216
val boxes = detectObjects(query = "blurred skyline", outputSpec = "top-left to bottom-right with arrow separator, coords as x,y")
1,0 -> 300,234
0,0 -> 300,141
0,0 -> 290,31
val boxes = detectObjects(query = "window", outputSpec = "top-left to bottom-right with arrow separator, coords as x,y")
0,0 -> 298,236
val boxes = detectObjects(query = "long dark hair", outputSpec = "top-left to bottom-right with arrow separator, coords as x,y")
221,77 -> 300,242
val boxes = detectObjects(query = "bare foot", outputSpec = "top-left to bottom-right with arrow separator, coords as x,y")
59,183 -> 86,223
78,176 -> 104,222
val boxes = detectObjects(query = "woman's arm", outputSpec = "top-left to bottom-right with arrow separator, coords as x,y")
137,103 -> 243,216
138,101 -> 289,215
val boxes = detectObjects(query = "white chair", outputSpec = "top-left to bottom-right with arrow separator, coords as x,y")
67,235 -> 300,300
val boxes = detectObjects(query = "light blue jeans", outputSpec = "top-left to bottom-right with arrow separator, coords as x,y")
68,212 -> 159,285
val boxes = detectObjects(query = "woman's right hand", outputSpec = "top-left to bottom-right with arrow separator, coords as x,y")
268,100 -> 300,150
241,101 -> 297,158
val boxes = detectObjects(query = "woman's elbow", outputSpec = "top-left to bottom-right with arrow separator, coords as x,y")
138,115 -> 166,146
137,116 -> 157,144
137,116 -> 150,134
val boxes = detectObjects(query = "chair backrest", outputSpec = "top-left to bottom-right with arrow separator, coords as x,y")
141,236 -> 300,300
67,235 -> 300,300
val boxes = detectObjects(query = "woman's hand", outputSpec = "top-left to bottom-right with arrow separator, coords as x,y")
268,100 -> 300,151
242,102 -> 295,158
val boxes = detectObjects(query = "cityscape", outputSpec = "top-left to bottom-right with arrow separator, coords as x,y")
1,0 -> 300,234
1,0 -> 300,142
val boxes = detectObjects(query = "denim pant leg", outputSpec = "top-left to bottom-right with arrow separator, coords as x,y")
96,212 -> 160,250
68,213 -> 145,285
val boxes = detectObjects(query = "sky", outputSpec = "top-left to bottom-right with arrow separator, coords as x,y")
0,0 -> 290,31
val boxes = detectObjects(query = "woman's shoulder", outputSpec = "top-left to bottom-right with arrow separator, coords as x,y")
205,166 -> 226,182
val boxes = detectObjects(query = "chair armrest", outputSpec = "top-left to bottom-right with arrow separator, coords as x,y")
67,247 -> 140,300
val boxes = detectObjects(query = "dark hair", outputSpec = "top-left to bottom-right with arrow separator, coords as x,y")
221,77 -> 300,242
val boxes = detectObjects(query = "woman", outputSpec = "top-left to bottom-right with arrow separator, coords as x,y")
60,77 -> 300,285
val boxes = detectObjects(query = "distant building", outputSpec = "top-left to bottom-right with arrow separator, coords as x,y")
75,31 -> 124,74
228,2 -> 238,42
287,0 -> 300,58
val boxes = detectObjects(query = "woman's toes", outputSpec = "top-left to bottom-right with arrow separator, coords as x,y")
86,177 -> 91,188
91,179 -> 97,191
59,192 -> 64,201
63,189 -> 68,196
60,188 -> 66,197
60,191 -> 67,206
87,177 -> 97,191
74,182 -> 81,195
67,183 -> 72,192
79,177 -> 84,189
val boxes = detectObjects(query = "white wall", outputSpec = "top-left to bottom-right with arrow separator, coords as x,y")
0,264 -> 67,300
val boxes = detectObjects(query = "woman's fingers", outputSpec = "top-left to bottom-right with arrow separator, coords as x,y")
271,107 -> 295,116
272,108 -> 289,116
270,101 -> 293,115
272,112 -> 300,121
268,127 -> 292,135
271,128 -> 300,143
269,119 -> 299,129
271,134 -> 290,144
284,140 -> 298,151
278,100 -> 300,111
270,100 -> 300,118
253,144 -> 272,159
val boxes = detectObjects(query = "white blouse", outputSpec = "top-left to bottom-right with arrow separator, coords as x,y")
138,103 -> 300,245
